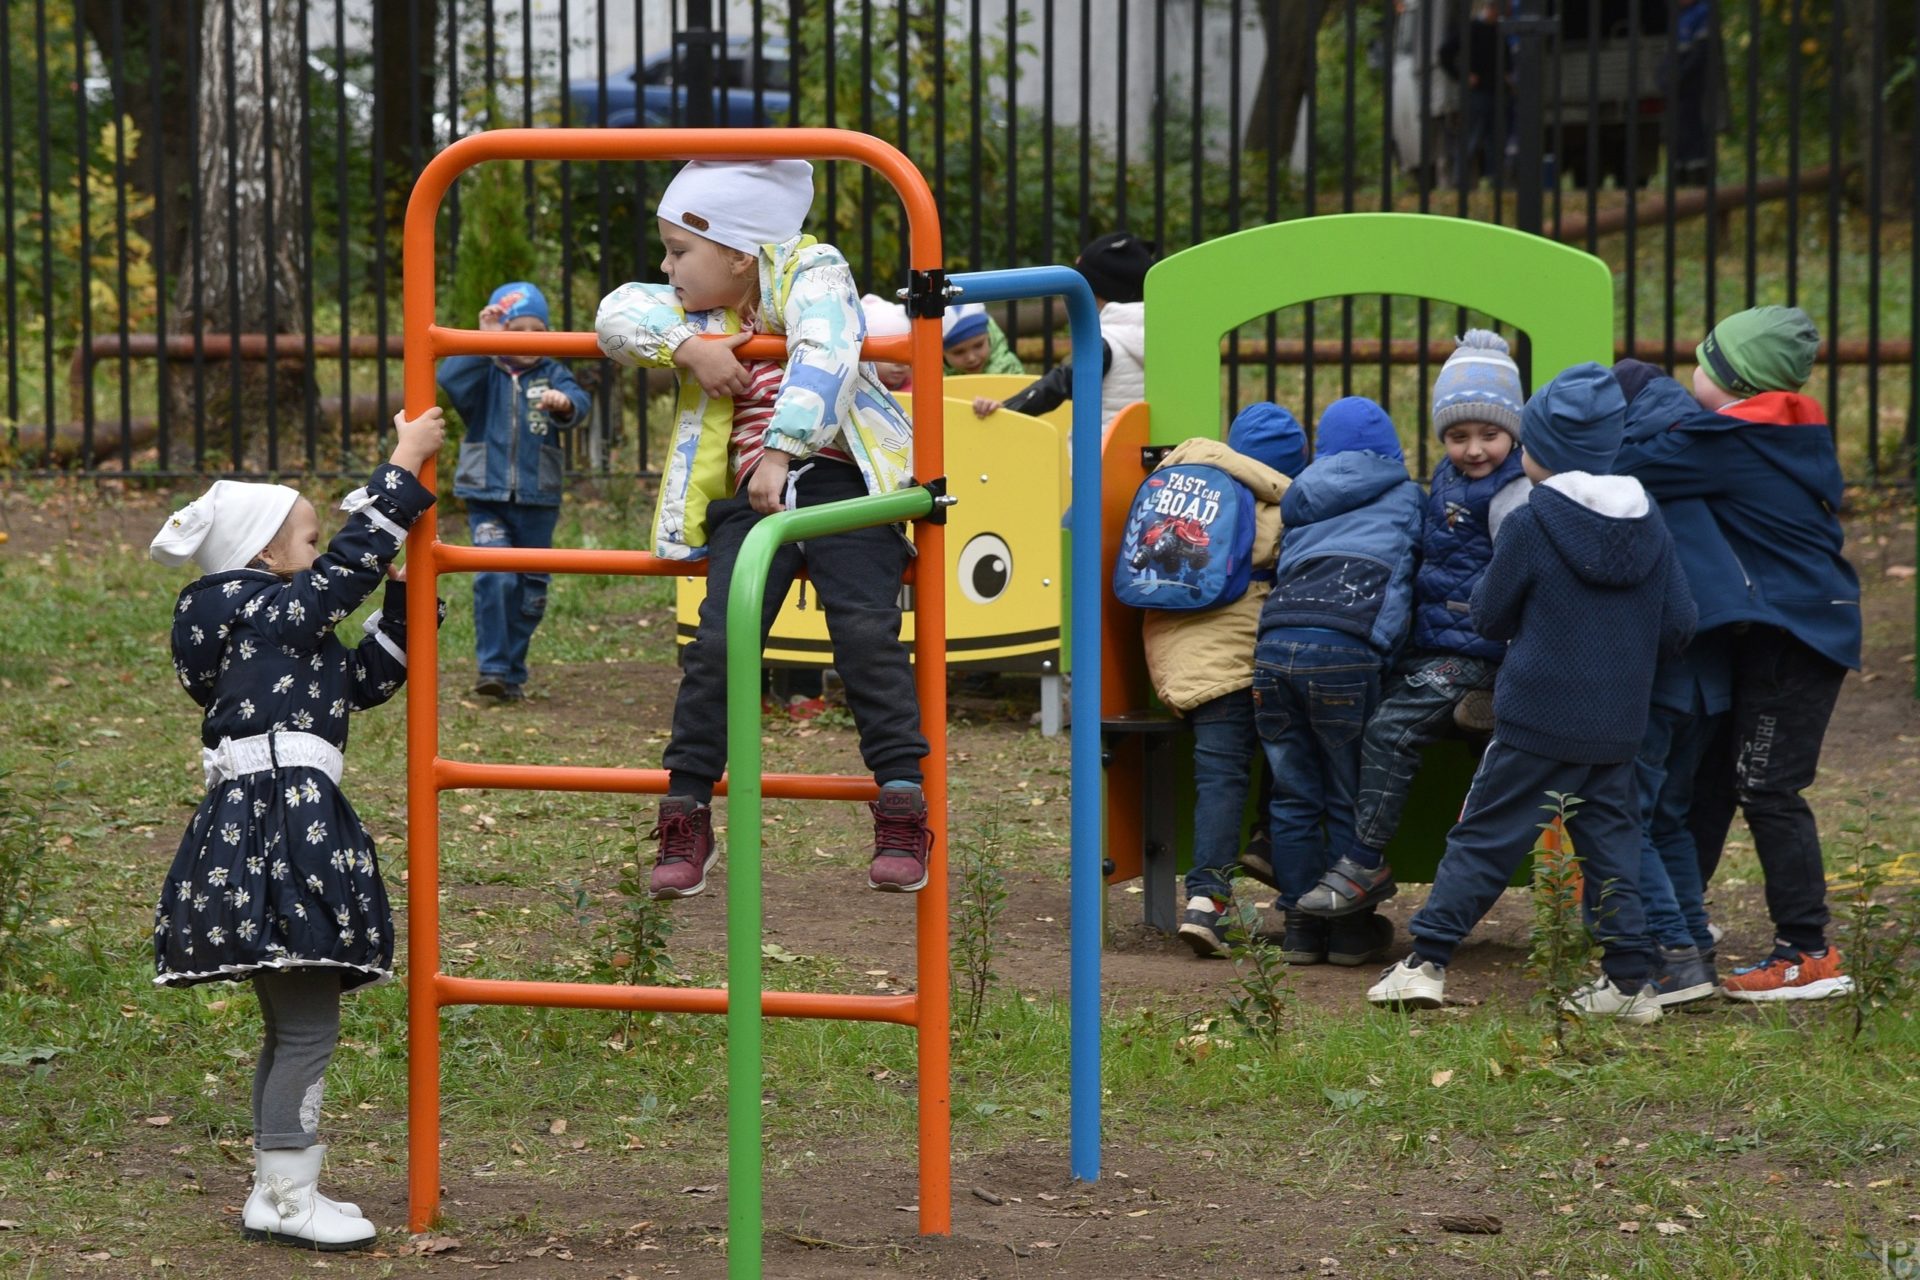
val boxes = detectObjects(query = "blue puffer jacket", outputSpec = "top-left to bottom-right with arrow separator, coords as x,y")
1411,451 -> 1526,659
1260,450 -> 1424,654
440,355 -> 591,508
1613,386 -> 1861,670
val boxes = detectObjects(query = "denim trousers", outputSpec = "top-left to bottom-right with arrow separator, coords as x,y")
1250,631 -> 1384,911
1186,688 -> 1258,903
1633,704 -> 1721,952
468,498 -> 561,687
1352,651 -> 1496,857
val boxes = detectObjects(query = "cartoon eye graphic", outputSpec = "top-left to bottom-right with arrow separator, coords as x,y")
957,534 -> 1013,605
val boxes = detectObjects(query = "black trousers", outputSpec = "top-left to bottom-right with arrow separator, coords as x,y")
664,460 -> 928,799
1687,625 -> 1848,953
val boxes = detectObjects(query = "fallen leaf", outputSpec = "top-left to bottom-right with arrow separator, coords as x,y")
1681,1204 -> 1708,1218
1430,1070 -> 1454,1088
1654,1221 -> 1687,1236
143,1115 -> 175,1127
682,1185 -> 718,1195
1126,1208 -> 1153,1218
80,1251 -> 111,1262
548,1119 -> 567,1136
1887,564 -> 1916,579
0,1221 -> 20,1230
1618,1221 -> 1641,1233
1437,1214 -> 1502,1235
409,1233 -> 461,1255
971,1187 -> 1005,1205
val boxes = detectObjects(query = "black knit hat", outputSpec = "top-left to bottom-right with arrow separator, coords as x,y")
1075,231 -> 1158,304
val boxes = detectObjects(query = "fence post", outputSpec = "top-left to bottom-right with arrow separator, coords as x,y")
1505,0 -> 1552,386
683,0 -> 718,128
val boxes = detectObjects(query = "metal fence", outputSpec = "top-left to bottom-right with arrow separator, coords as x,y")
7,0 -> 1917,483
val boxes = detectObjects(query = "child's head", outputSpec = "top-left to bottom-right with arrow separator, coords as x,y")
1314,396 -> 1404,465
150,481 -> 313,577
1693,305 -> 1819,409
861,292 -> 913,389
1227,402 -> 1308,479
1431,329 -> 1522,479
489,282 -> 551,368
941,304 -> 994,372
1519,362 -> 1627,483
655,159 -> 814,314
1074,230 -> 1158,306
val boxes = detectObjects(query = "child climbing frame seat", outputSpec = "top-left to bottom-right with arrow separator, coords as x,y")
1103,213 -> 1614,904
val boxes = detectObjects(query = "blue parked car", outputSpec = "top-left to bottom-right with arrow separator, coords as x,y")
568,36 -> 791,127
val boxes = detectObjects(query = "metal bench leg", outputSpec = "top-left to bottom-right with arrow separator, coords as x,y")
1039,674 -> 1063,738
1141,738 -> 1178,933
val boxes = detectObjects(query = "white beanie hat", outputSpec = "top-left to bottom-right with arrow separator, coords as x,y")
860,293 -> 911,339
657,159 -> 815,257
149,480 -> 302,575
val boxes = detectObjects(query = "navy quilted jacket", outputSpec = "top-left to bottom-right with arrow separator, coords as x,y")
1411,452 -> 1526,660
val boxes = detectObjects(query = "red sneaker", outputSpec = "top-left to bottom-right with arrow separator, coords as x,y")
1721,945 -> 1852,1002
648,797 -> 717,899
867,786 -> 932,892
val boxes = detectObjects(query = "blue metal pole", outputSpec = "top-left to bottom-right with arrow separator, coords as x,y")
947,268 -> 1104,1182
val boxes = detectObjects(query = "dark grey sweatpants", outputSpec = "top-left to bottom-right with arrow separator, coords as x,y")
664,459 -> 928,800
252,968 -> 342,1150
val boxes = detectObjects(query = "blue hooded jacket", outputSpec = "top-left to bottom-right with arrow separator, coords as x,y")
440,354 -> 591,508
1261,449 -> 1424,654
1474,474 -> 1697,763
1412,450 -> 1527,659
1613,387 -> 1861,670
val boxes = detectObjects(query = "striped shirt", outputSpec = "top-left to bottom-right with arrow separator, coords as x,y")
729,350 -> 852,487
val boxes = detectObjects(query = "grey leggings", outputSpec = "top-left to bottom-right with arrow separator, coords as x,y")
252,968 -> 342,1150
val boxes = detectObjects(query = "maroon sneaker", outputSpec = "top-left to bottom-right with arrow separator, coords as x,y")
648,797 -> 718,899
867,785 -> 932,892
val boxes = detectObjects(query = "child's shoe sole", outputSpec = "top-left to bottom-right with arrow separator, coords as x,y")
1722,974 -> 1853,1002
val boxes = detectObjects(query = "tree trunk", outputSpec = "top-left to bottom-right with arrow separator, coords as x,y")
374,0 -> 440,227
1244,0 -> 1326,158
1838,0 -> 1915,211
80,0 -> 198,282
167,0 -> 309,462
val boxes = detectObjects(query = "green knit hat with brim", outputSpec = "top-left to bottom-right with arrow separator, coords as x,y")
1696,305 -> 1820,397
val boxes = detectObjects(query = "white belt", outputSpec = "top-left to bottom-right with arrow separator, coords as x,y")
203,731 -> 344,790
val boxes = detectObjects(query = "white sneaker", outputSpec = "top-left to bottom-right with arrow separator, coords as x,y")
1367,956 -> 1446,1010
1560,977 -> 1663,1025
242,1146 -> 378,1251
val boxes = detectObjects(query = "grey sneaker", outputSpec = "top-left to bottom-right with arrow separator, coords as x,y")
1650,945 -> 1718,1007
1561,976 -> 1663,1024
1296,855 -> 1398,918
1177,896 -> 1231,959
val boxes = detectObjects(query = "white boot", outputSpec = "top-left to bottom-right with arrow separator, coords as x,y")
309,1144 -> 362,1218
242,1147 -> 377,1251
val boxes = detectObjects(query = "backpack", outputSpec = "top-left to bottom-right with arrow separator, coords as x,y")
1111,462 -> 1266,611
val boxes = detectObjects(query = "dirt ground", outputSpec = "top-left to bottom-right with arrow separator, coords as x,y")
7,485 -> 1919,1278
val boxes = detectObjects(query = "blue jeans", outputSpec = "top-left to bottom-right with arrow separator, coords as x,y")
467,499 -> 561,687
1634,705 -> 1721,953
1186,689 -> 1258,903
1353,652 -> 1497,856
1251,631 -> 1384,911
1409,739 -> 1654,985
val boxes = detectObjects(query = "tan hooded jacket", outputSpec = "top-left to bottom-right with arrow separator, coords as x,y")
1140,437 -> 1291,714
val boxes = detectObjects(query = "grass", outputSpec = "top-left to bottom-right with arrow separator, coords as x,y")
3,486 -> 1919,1276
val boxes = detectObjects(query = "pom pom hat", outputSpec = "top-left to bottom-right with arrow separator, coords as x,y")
1431,329 -> 1524,439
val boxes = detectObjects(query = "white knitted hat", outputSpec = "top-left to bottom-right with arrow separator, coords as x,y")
150,481 -> 303,575
657,159 -> 815,256
860,293 -> 911,339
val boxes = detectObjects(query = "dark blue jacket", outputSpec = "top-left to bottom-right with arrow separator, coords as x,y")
1613,388 -> 1861,670
1619,373 -> 1743,715
1474,476 -> 1696,764
1411,452 -> 1526,660
440,355 -> 590,508
1261,450 -> 1424,654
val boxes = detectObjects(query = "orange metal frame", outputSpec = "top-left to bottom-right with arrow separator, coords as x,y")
401,129 -> 952,1236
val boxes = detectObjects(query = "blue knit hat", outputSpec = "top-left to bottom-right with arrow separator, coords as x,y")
1432,329 -> 1524,439
1315,396 -> 1403,464
489,281 -> 550,327
1520,362 -> 1627,476
1228,402 -> 1308,479
942,303 -> 991,348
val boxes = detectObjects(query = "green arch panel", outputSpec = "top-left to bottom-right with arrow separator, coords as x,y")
1142,213 -> 1616,443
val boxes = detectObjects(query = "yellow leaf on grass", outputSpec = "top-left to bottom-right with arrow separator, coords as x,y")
1430,1070 -> 1454,1088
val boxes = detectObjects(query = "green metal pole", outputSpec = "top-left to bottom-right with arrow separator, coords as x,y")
723,485 -> 938,1279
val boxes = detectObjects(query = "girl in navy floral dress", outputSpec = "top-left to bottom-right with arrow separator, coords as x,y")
147,407 -> 443,1251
